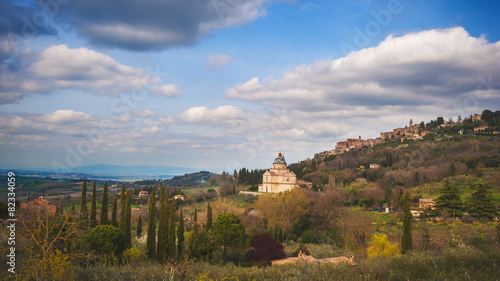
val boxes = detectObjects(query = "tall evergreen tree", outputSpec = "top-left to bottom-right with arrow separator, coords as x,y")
193,207 -> 197,222
79,177 -> 88,221
206,202 -> 212,231
177,208 -> 185,259
125,190 -> 132,248
119,183 -> 126,231
401,191 -> 413,254
188,222 -> 211,261
435,180 -> 463,216
137,215 -> 143,238
90,180 -> 97,227
146,186 -> 157,259
100,181 -> 109,225
157,185 -> 169,262
111,195 -> 118,227
167,198 -> 177,258
469,183 -> 497,218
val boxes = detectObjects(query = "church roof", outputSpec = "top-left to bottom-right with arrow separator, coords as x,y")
273,152 -> 287,164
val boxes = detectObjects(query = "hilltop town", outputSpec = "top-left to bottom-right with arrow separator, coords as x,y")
316,112 -> 494,157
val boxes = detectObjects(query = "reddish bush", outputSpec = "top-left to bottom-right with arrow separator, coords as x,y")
246,233 -> 285,266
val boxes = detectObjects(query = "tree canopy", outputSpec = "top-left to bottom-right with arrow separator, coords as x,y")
252,189 -> 310,235
213,213 -> 246,265
435,180 -> 463,217
469,183 -> 497,218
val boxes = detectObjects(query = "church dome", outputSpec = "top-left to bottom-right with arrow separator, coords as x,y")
273,152 -> 286,164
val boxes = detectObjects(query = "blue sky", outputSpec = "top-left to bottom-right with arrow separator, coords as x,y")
1,0 -> 500,172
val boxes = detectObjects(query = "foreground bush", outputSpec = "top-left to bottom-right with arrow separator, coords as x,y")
73,247 -> 499,281
83,225 -> 126,257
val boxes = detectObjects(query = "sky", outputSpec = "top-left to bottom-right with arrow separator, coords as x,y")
1,0 -> 500,172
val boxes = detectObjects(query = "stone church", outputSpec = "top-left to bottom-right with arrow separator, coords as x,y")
258,152 -> 297,193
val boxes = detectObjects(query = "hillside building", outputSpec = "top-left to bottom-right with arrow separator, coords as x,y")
258,152 -> 297,193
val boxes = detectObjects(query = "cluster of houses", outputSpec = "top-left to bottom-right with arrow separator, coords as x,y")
380,119 -> 426,141
316,114 -> 492,158
138,190 -> 184,201
316,119 -> 422,157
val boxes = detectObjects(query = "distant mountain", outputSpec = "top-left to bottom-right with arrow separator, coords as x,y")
135,171 -> 215,186
72,165 -> 198,177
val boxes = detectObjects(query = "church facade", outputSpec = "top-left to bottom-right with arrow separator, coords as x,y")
258,152 -> 297,193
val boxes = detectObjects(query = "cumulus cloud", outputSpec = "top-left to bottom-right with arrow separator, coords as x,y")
180,105 -> 249,124
0,44 -> 182,104
0,109 -> 179,153
0,110 -> 107,137
226,27 -> 500,111
28,45 -> 159,93
205,54 -> 233,70
152,84 -> 183,97
1,0 -> 283,51
49,0 -> 281,51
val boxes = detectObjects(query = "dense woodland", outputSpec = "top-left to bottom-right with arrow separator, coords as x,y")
1,111 -> 499,280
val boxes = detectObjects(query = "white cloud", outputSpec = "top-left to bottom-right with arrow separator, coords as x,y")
0,44 -> 182,104
180,105 -> 248,124
8,110 -> 108,134
226,27 -> 500,111
205,54 -> 233,70
152,84 -> 183,97
42,109 -> 92,123
27,45 -> 159,94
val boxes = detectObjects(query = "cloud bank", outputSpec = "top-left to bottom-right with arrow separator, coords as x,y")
0,44 -> 182,104
226,27 -> 500,112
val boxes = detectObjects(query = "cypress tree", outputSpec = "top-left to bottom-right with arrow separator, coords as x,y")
157,185 -> 169,262
79,177 -> 88,221
401,191 -> 413,254
177,208 -> 185,259
278,227 -> 283,243
193,207 -> 197,222
71,205 -> 75,216
119,183 -> 126,231
90,180 -> 97,227
100,182 -> 109,225
137,215 -> 143,238
136,215 -> 142,238
146,186 -> 157,259
167,198 -> 177,258
125,190 -> 132,248
206,202 -> 212,231
111,195 -> 118,227
188,221 -> 212,261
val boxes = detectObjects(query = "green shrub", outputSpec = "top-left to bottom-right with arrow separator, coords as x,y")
367,234 -> 400,258
122,245 -> 145,265
301,230 -> 314,244
20,250 -> 74,281
83,225 -> 126,257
